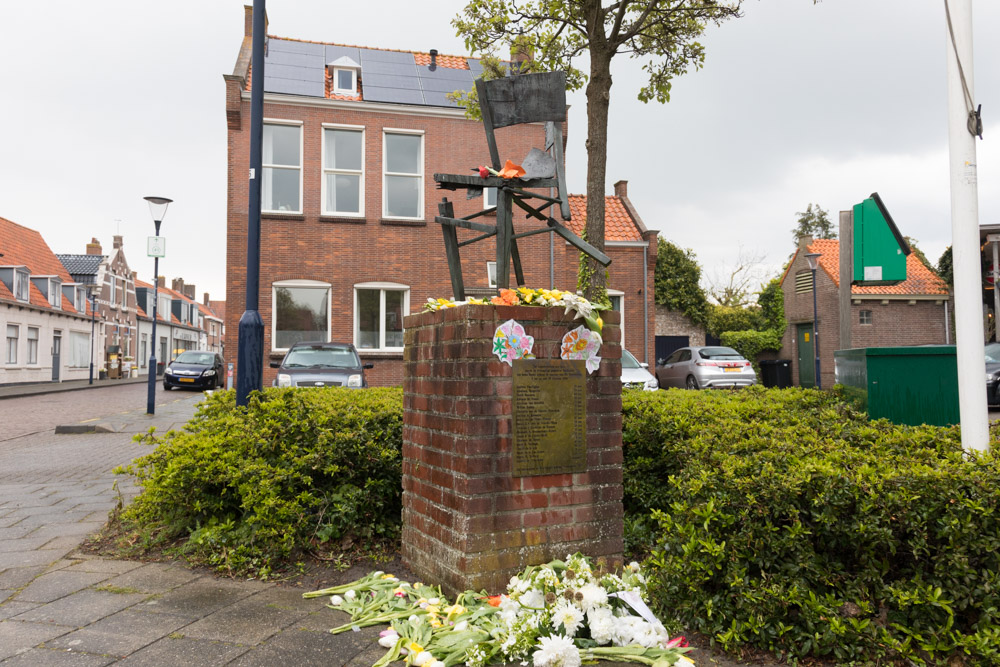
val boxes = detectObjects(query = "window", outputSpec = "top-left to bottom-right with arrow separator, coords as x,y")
13,270 -> 29,301
487,262 -> 497,289
263,122 -> 302,213
27,327 -> 38,364
383,131 -> 423,219
608,289 -> 624,345
795,270 -> 814,294
355,283 -> 408,351
333,68 -> 357,95
272,280 -> 330,350
860,310 -> 873,325
70,331 -> 89,367
6,325 -> 18,364
48,279 -> 62,308
323,126 -> 364,216
485,187 -> 497,209
109,276 -> 116,307
119,279 -> 126,307
140,334 -> 147,367
75,287 -> 87,313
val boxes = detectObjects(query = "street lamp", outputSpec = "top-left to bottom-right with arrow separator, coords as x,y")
805,252 -> 822,390
88,288 -> 97,385
144,196 -> 172,415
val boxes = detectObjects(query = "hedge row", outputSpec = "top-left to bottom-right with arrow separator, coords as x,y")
623,387 -> 1000,664
114,387 -> 403,577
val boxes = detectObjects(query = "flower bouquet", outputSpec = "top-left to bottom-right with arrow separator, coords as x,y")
424,287 -> 606,336
304,554 -> 692,667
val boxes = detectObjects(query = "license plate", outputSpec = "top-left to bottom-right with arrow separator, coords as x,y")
723,367 -> 740,373
179,378 -> 195,383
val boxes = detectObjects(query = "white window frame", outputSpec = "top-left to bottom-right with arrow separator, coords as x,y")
487,261 -> 498,289
13,270 -> 29,302
6,324 -> 18,364
354,282 -> 410,352
75,287 -> 87,313
382,129 -> 424,220
271,279 -> 332,353
263,119 -> 304,215
119,279 -> 126,308
109,276 -> 117,308
27,327 -> 38,364
485,186 -> 497,209
608,289 -> 625,346
332,67 -> 357,95
48,278 -> 62,308
322,124 -> 365,217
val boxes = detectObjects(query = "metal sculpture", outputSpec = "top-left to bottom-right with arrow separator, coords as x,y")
433,71 -> 611,299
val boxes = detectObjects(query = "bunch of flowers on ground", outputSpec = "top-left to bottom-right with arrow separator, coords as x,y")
424,288 -> 605,335
304,555 -> 692,667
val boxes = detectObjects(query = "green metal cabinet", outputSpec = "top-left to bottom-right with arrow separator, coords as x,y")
833,346 -> 959,426
852,193 -> 910,284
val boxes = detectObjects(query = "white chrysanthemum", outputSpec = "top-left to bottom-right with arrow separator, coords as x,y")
412,651 -> 433,666
533,635 -> 581,667
577,582 -> 607,613
550,599 -> 584,637
520,588 -> 545,610
344,589 -> 356,600
329,595 -> 343,606
610,615 -> 645,646
499,596 -> 520,624
587,608 -> 615,645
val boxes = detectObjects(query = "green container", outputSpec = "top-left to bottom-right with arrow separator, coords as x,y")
833,346 -> 958,426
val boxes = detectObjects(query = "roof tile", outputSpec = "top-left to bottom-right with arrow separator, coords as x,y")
793,238 -> 949,296
0,216 -> 87,317
565,195 -> 642,243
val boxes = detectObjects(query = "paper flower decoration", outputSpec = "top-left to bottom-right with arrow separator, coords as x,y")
561,325 -> 602,374
493,319 -> 534,366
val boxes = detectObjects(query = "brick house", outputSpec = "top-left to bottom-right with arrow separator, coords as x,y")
223,8 -> 657,387
135,278 -> 214,375
1,216 -> 93,384
779,236 -> 951,388
56,236 -> 139,377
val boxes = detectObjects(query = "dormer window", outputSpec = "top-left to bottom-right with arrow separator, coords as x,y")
75,287 -> 87,313
48,278 -> 62,308
13,269 -> 29,302
328,56 -> 361,96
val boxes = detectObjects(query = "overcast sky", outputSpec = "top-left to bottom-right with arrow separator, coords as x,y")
1,0 -> 996,302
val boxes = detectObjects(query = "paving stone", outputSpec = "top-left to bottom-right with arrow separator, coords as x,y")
40,536 -> 92,553
0,537 -> 60,553
0,647 -> 114,666
0,602 -> 42,622
10,589 -> 146,627
117,635 -> 250,666
46,608 -> 191,657
24,522 -> 104,541
139,576 -> 258,618
0,590 -> 13,605
230,624 -> 380,666
99,563 -> 200,595
0,527 -> 34,541
0,620 -> 73,661
295,608 -> 352,633
0,549 -> 63,570
0,566 -> 46,590
13,570 -> 112,603
181,593 -> 309,645
62,559 -> 144,576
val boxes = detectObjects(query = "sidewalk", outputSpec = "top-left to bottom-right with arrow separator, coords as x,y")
0,375 -> 149,401
0,395 -> 378,666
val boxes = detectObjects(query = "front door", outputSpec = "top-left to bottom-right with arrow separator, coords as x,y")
796,323 -> 815,388
52,331 -> 62,382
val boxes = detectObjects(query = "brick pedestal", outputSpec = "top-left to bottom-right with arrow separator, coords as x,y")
401,304 -> 624,596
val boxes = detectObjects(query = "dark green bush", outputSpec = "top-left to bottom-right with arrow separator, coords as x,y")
623,387 -> 1000,664
115,387 -> 403,577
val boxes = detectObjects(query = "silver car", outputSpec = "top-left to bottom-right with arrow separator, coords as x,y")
655,346 -> 757,390
621,349 -> 658,391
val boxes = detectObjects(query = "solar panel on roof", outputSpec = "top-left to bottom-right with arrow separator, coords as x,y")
417,65 -> 474,81
263,77 -> 325,97
420,91 -> 460,108
360,60 -> 418,76
326,45 -> 361,63
359,48 -> 415,64
417,75 -> 474,93
363,86 -> 425,105
264,63 -> 319,82
268,39 -> 324,56
266,50 -> 324,69
467,59 -> 485,76
363,73 -> 421,90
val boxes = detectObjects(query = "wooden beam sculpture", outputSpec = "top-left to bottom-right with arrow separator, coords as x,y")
434,71 -> 610,300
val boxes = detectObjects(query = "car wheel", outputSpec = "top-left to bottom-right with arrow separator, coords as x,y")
685,375 -> 700,390
163,383 -> 171,391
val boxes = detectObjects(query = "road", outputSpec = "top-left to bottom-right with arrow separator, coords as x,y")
0,384 -> 206,442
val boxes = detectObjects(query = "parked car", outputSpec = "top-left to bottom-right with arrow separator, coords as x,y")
621,349 -> 658,391
270,341 -> 372,388
162,351 -> 226,391
655,346 -> 757,390
986,342 -> 1000,406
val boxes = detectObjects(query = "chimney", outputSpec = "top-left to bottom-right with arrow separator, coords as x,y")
510,40 -> 533,73
157,276 -> 166,289
86,238 -> 103,255
429,49 -> 438,70
204,292 -> 211,306
613,180 -> 628,198
244,4 -> 268,38
172,277 -> 185,293
183,285 -> 196,300
798,235 -> 814,252
113,235 -> 123,250
131,271 -> 137,281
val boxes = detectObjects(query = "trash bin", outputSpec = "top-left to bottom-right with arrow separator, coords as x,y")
759,359 -> 792,388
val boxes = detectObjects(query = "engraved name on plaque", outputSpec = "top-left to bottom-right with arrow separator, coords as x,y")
511,359 -> 587,477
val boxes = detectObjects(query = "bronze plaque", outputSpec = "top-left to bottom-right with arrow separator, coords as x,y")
511,359 -> 587,477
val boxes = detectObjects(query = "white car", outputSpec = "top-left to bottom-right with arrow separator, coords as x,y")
622,349 -> 659,391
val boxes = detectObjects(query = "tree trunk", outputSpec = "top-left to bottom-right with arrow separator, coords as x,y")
582,37 -> 612,303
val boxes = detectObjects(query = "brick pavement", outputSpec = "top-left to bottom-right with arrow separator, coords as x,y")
0,393 -> 377,666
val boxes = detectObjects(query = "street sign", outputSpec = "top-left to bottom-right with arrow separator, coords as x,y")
147,236 -> 166,258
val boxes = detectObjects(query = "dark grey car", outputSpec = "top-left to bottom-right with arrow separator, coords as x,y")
655,346 -> 757,390
270,342 -> 372,388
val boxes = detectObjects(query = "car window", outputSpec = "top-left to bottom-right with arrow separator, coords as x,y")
621,350 -> 642,369
987,343 -> 1000,363
678,350 -> 691,362
699,347 -> 743,360
664,351 -> 680,364
175,352 -> 214,365
284,347 -> 360,368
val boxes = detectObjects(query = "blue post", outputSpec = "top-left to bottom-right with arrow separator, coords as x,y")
89,292 -> 96,385
147,224 -> 161,414
812,266 -> 821,390
237,0 -> 266,407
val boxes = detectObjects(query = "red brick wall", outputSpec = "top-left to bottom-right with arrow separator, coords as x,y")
401,305 -> 624,595
225,97 -> 655,387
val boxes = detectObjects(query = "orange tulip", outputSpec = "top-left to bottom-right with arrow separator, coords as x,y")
497,160 -> 525,179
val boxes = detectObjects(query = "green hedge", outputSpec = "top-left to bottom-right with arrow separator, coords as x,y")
623,387 -> 1000,664
115,387 -> 403,577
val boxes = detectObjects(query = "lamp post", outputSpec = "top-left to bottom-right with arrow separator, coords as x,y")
144,196 -> 172,415
88,289 -> 96,385
805,252 -> 822,389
